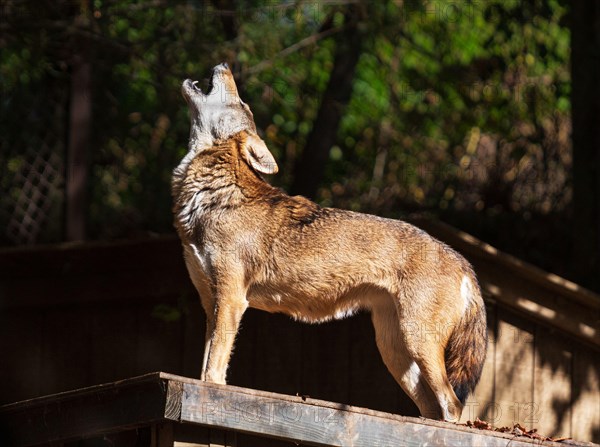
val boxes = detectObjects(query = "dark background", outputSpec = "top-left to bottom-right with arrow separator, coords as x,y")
1,0 -> 599,293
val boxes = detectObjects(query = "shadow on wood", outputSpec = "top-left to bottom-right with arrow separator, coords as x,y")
0,218 -> 598,443
2,373 -> 595,447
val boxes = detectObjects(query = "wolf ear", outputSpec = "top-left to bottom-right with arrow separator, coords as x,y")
241,134 -> 279,175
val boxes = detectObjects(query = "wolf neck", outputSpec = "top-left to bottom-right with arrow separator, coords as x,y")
188,127 -> 213,153
172,128 -> 213,185
173,143 -> 246,237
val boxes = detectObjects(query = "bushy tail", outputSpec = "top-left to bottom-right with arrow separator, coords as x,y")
444,283 -> 488,405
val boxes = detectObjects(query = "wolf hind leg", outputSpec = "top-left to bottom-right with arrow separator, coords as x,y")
370,300 -> 443,419
410,345 -> 464,421
399,312 -> 464,421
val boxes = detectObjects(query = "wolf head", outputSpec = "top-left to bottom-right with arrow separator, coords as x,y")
181,63 -> 278,174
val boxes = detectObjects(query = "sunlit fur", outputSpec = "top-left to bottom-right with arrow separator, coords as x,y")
173,64 -> 488,422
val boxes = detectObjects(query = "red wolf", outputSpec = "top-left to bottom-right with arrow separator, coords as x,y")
172,63 -> 487,421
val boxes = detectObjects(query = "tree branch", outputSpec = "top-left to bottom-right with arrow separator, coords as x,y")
243,25 -> 344,77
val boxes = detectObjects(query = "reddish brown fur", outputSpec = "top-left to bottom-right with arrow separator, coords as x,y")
173,130 -> 488,421
444,268 -> 488,404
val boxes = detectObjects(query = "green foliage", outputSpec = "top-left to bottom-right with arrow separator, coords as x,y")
1,0 -> 571,275
323,0 -> 571,223
152,303 -> 182,323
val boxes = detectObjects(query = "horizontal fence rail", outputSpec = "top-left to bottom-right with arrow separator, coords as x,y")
2,372 -> 596,447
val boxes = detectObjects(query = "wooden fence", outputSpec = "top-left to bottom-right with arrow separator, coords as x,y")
415,219 -> 600,443
0,219 -> 598,443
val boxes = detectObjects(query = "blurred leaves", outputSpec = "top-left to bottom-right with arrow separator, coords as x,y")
1,0 -> 572,275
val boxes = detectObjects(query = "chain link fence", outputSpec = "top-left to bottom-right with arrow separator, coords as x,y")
1,75 -> 69,246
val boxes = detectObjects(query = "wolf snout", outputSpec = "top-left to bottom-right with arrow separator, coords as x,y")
182,78 -> 200,97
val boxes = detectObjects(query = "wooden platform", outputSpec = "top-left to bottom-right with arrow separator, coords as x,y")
1,222 -> 598,442
1,372 -> 597,447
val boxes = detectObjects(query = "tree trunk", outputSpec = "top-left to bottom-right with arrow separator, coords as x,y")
211,0 -> 237,42
65,0 -> 92,241
290,5 -> 365,199
571,1 -> 600,291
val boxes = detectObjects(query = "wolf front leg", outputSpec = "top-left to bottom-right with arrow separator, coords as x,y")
201,280 -> 249,385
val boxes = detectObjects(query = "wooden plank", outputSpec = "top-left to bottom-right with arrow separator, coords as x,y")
235,433 -> 299,447
348,312 -> 410,416
61,428 -> 151,447
0,268 -> 192,310
152,423 -> 175,447
242,311 -> 302,396
176,375 -> 578,447
90,306 -> 139,385
309,318 -> 351,405
0,236 -> 180,278
300,314 -> 326,400
413,219 -> 600,350
413,219 -> 600,309
0,311 -> 43,404
269,312 -> 302,396
0,236 -> 192,310
182,291 -> 205,380
0,373 -> 174,446
174,425 -> 212,447
2,373 -> 594,447
41,309 -> 91,397
298,316 -> 352,405
18,432 -> 146,446
572,348 -> 600,443
137,303 -> 185,376
207,428 -> 237,447
477,261 -> 599,350
493,309 -> 535,428
533,325 -> 572,438
174,424 -> 238,447
225,308 -> 257,391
